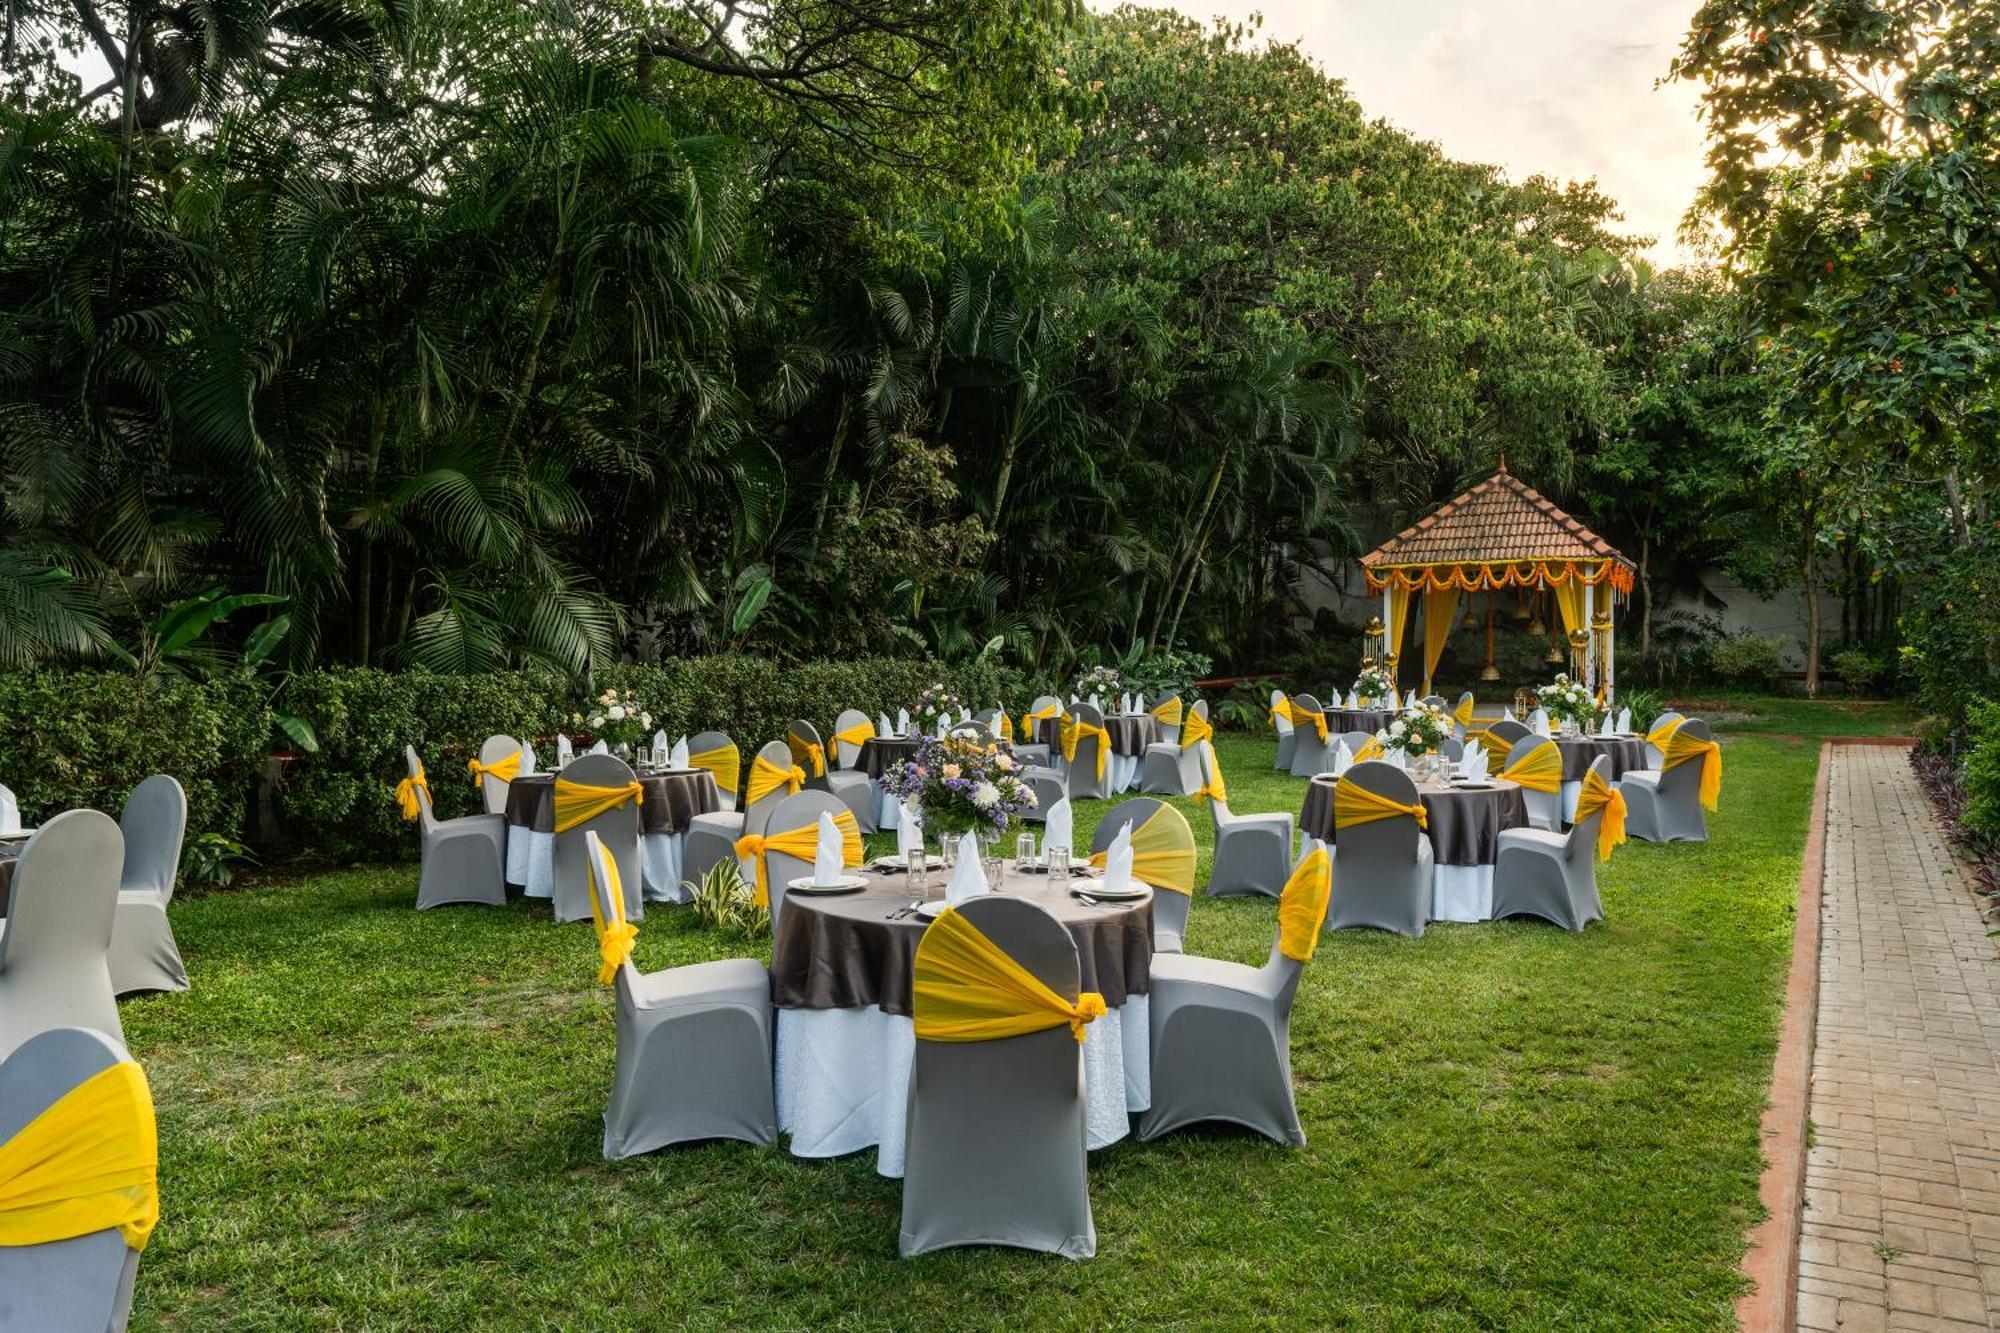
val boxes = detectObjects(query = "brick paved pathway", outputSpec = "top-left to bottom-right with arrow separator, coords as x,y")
1801,744 -> 2000,1330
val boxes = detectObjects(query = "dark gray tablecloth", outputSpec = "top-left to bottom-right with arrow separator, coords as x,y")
855,735 -> 922,780
0,840 -> 18,918
1299,775 -> 1528,866
1554,735 -> 1650,782
1326,706 -> 1399,735
770,869 -> 1155,1017
1032,714 -> 1158,756
503,770 -> 720,836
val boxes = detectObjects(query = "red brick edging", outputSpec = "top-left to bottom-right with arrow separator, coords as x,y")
1735,741 -> 1834,1331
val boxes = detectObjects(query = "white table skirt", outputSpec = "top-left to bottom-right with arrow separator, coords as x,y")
775,996 -> 1152,1178
1561,779 -> 1582,824
505,825 -> 691,904
1430,864 -> 1494,923
1109,753 -> 1142,793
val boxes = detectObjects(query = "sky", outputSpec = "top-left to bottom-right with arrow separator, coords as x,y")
1126,0 -> 1712,267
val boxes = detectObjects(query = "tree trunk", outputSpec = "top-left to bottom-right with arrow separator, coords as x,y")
355,389 -> 391,665
1801,500 -> 1822,697
809,398 -> 850,560
1946,468 -> 1970,547
1150,445 -> 1229,647
1639,533 -> 1654,661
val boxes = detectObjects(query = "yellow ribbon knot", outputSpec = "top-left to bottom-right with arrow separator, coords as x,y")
467,749 -> 522,786
597,921 -> 638,984
913,906 -> 1109,1045
1576,769 -> 1629,862
395,769 -> 430,821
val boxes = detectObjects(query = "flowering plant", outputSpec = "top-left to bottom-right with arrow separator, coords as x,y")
1072,664 -> 1123,699
910,683 -> 963,730
1352,666 -> 1393,704
1538,674 -> 1600,727
880,734 -> 1037,838
1384,701 -> 1452,758
580,687 -> 655,748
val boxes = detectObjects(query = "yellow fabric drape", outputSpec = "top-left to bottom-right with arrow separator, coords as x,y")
1149,696 -> 1184,729
1352,736 -> 1385,762
467,749 -> 522,787
1503,742 -> 1562,794
553,777 -> 644,833
1025,703 -> 1061,726
1180,709 -> 1213,751
584,848 -> 637,984
0,1061 -> 158,1251
687,743 -> 741,798
1273,697 -> 1327,742
831,721 -> 876,758
1058,715 -> 1112,783
995,709 -> 1016,743
1276,845 -> 1334,963
1646,716 -> 1684,752
913,907 -> 1107,1044
1087,805 -> 1195,894
1385,585 -> 1411,676
733,809 -> 863,907
1421,587 -> 1461,695
1477,730 -> 1514,765
1553,579 -> 1587,639
1193,743 -> 1229,806
1453,696 -> 1475,730
1575,768 -> 1628,862
1363,558 -> 1636,597
1267,692 -> 1290,732
747,753 -> 807,805
1661,731 -> 1723,810
788,734 -> 827,779
1333,775 -> 1428,831
395,766 -> 429,821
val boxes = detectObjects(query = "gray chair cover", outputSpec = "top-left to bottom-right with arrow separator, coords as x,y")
1270,689 -> 1297,771
1286,693 -> 1331,778
1500,735 -> 1564,832
1324,761 -> 1432,938
1492,756 -> 1609,932
1621,717 -> 1711,843
1453,691 -> 1477,740
1485,719 -> 1532,750
1641,711 -> 1683,770
682,738 -> 786,886
751,790 -> 854,934
109,775 -> 189,996
1203,746 -> 1293,898
550,753 -> 643,924
475,734 -> 526,815
0,810 -> 124,1060
0,1027 -> 145,1331
405,746 -> 507,911
831,709 -> 874,770
1018,768 -> 1067,823
1064,703 -> 1112,801
1011,695 -> 1061,768
790,719 -> 878,835
1149,694 -> 1183,746
1438,736 -> 1466,763
583,833 -> 774,1157
899,895 -> 1095,1259
1140,700 -> 1206,796
687,730 -> 741,811
1091,797 -> 1191,953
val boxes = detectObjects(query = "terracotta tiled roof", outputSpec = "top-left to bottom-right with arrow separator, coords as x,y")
1360,466 -> 1633,571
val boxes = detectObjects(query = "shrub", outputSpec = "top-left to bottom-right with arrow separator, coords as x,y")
1217,678 -> 1280,732
1616,687 -> 1667,732
1707,634 -> 1786,690
1961,699 -> 2000,841
1830,647 -> 1890,697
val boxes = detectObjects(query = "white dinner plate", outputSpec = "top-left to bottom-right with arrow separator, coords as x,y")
785,875 -> 869,894
1074,884 -> 1147,900
1450,781 -> 1497,790
0,828 -> 36,840
916,900 -> 951,919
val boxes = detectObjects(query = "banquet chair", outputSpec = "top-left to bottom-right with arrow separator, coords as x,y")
1138,840 -> 1332,1147
582,832 -> 775,1158
471,734 -> 528,816
0,782 -> 19,833
1438,736 -> 1466,763
1641,712 -> 1684,771
108,774 -> 189,997
682,739 -> 789,887
0,810 -> 124,1061
1059,703 -> 1113,801
1090,798 -> 1196,953
685,731 -> 742,812
1019,769 -> 1066,823
1017,695 -> 1063,769
1621,717 -> 1715,843
0,1027 -> 152,1331
1500,735 -> 1563,832
1452,691 -> 1479,742
402,746 -> 507,911
1480,718 -> 1532,767
949,723 -> 997,746
1285,693 -> 1332,778
1492,756 -> 1619,932
736,790 -> 861,932
1269,689 -> 1297,771
1324,762 -> 1432,938
790,719 -> 878,835
1200,743 -> 1294,898
830,709 -> 876,771
899,895 -> 1097,1260
1147,694 -> 1185,746
1525,706 -> 1550,734
1140,699 -> 1208,796
550,753 -> 644,925
1421,695 -> 1447,711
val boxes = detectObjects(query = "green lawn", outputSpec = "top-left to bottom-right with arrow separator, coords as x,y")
123,699 -> 1913,1330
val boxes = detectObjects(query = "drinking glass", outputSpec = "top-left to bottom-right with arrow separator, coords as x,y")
904,849 -> 928,898
1015,832 -> 1038,872
1046,844 -> 1071,887
982,854 -> 1003,890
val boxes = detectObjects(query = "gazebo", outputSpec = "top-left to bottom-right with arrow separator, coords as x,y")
1356,464 -> 1636,700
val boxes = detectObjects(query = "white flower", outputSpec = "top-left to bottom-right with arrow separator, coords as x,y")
607,705 -> 626,721
971,782 -> 1000,808
639,712 -> 653,727
1020,786 -> 1039,808
1389,720 -> 1406,737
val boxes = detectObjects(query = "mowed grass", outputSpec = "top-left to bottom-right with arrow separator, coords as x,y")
121,699 -> 1913,1330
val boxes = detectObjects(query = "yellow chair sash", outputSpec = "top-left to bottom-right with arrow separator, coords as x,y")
1193,746 -> 1229,806
467,749 -> 522,786
1274,698 -> 1328,742
687,743 -> 741,798
996,710 -> 1016,743
1276,845 -> 1334,963
1086,806 -> 1195,894
1025,704 -> 1061,725
1333,775 -> 1428,831
747,753 -> 808,805
1503,742 -> 1562,794
788,735 -> 827,779
831,721 -> 876,755
1661,731 -> 1723,810
1180,709 -> 1213,750
1477,731 -> 1514,765
1454,697 -> 1475,729
912,907 -> 1107,1044
0,1061 -> 158,1251
1059,715 -> 1112,783
734,809 -> 863,907
552,777 -> 644,833
1646,717 -> 1684,752
1149,695 -> 1184,728
585,849 -> 637,984
1352,736 -> 1385,763
395,767 -> 429,821
1576,768 -> 1629,862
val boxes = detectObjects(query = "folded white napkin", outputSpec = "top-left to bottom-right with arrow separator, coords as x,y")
555,733 -> 573,765
1617,707 -> 1632,732
945,832 -> 988,904
587,739 -> 609,755
1459,746 -> 1488,781
812,811 -> 844,886
877,711 -> 894,737
1070,692 -> 1079,704
0,788 -> 18,834
1404,690 -> 1417,708
897,801 -> 923,860
1043,798 -> 1073,856
1503,707 -> 1515,723
1088,693 -> 1102,712
652,728 -> 669,752
1599,712 -> 1616,737
1331,747 -> 1352,777
671,736 -> 690,769
1100,825 -> 1135,893
935,717 -> 949,738
897,707 -> 910,734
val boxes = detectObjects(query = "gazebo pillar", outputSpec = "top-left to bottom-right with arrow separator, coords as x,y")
1583,580 -> 1595,687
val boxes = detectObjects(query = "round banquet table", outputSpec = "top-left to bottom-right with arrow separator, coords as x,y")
503,768 -> 721,903
770,867 -> 1155,1178
1032,714 -> 1158,791
1325,705 -> 1399,735
1554,734 -> 1650,822
853,735 -> 922,780
1299,773 -> 1530,923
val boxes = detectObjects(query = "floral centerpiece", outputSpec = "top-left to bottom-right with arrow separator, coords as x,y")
1538,674 -> 1599,733
1072,664 -> 1123,699
579,688 -> 655,750
1352,665 -> 1394,706
1385,700 -> 1452,759
911,683 -> 963,730
881,734 -> 1037,841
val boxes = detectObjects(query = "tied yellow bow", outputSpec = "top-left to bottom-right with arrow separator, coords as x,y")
831,720 -> 876,756
585,846 -> 637,982
687,743 -> 741,800
789,735 -> 827,779
1149,695 -> 1184,728
913,907 -> 1108,1044
1333,775 -> 1429,830
1180,709 -> 1213,750
1276,845 -> 1334,963
552,777 -> 644,833
1087,806 -> 1196,893
1661,731 -> 1723,810
1646,717 -> 1684,753
1576,768 -> 1629,862
1193,746 -> 1229,806
467,749 -> 522,787
395,767 -> 430,821
734,809 -> 863,906
0,1060 -> 158,1251
747,753 -> 807,805
1274,698 -> 1328,742
1503,741 -> 1562,794
1059,715 -> 1112,783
